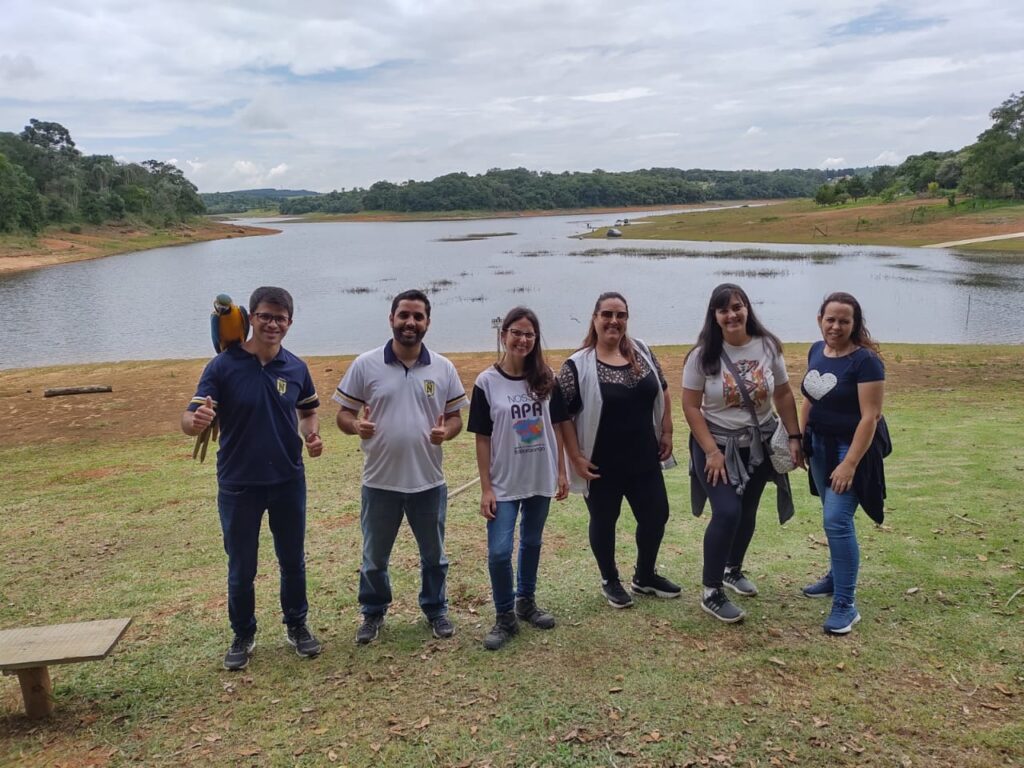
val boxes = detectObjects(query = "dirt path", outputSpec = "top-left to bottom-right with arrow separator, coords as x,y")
922,231 -> 1024,248
3,345 -> 1019,448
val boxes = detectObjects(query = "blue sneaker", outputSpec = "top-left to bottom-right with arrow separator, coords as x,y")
823,598 -> 861,635
802,572 -> 834,599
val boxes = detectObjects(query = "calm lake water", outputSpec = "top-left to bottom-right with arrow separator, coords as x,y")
2,209 -> 1022,370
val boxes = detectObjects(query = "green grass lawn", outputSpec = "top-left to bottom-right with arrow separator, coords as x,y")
1,345 -> 1022,767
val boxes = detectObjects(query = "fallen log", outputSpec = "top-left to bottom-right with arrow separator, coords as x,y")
43,386 -> 113,398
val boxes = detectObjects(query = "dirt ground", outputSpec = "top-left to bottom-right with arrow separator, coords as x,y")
3,344 -> 1020,448
0,221 -> 276,275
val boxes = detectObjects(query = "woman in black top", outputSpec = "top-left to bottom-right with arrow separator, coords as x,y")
557,292 -> 680,608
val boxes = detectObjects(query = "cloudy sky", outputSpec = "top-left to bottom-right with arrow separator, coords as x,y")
2,1 -> 1021,193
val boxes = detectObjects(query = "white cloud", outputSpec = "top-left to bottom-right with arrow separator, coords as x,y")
571,87 -> 655,103
872,150 -> 902,165
1,1 -> 1021,190
820,157 -> 847,169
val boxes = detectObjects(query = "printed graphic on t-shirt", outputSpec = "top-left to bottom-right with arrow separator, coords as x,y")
508,394 -> 546,454
723,359 -> 768,408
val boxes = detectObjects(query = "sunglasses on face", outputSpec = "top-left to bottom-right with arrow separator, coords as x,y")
597,310 -> 628,320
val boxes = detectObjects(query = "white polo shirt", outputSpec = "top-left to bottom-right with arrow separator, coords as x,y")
334,341 -> 468,492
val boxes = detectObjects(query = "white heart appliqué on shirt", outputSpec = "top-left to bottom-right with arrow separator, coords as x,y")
804,370 -> 837,400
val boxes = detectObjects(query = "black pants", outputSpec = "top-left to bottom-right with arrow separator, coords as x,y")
584,468 -> 669,583
691,439 -> 772,588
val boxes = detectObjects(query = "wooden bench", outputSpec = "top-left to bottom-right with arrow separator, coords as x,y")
0,618 -> 132,718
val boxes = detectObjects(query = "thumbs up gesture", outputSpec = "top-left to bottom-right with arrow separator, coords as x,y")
193,395 -> 216,431
357,404 -> 376,440
429,412 -> 447,445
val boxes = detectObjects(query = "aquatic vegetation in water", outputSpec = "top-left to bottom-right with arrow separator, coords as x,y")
509,286 -> 535,293
427,278 -> 456,293
340,286 -> 376,294
493,269 -> 514,275
715,268 -> 790,278
437,232 -> 517,242
569,247 -> 838,262
954,250 -> 1024,265
518,250 -> 552,258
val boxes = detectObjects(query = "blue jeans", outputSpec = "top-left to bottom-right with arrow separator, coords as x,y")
359,485 -> 449,620
487,496 -> 551,613
809,433 -> 860,603
217,475 -> 308,637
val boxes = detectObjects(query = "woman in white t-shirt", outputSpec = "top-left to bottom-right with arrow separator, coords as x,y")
682,284 -> 803,624
468,307 -> 569,651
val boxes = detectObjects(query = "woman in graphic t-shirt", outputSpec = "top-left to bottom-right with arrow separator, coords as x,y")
800,292 -> 885,636
468,307 -> 569,651
682,283 -> 803,624
557,292 -> 681,610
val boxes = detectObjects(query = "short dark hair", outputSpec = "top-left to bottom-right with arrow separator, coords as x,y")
249,286 -> 294,318
391,289 -> 431,317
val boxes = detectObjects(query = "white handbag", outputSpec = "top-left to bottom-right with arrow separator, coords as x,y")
768,419 -> 796,474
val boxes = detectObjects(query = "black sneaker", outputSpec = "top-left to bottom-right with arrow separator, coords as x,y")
515,597 -> 556,629
483,612 -> 519,650
223,633 -> 255,671
286,623 -> 322,658
355,613 -> 385,645
430,614 -> 456,639
601,579 -> 634,609
631,572 -> 682,599
722,567 -> 759,597
700,588 -> 746,623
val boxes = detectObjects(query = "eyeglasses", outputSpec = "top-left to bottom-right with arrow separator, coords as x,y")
506,329 -> 536,340
253,312 -> 291,325
598,310 -> 628,320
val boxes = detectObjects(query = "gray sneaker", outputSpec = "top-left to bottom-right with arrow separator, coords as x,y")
430,614 -> 456,639
701,588 -> 746,623
355,613 -> 385,645
722,567 -> 758,597
223,633 -> 255,670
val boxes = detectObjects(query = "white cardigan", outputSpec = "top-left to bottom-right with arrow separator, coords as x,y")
565,339 -> 667,496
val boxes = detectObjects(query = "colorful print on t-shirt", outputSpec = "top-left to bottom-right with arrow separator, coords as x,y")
723,358 -> 769,409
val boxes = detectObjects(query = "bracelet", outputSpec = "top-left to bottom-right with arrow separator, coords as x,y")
788,433 -> 802,440
707,449 -> 723,459
305,432 -> 319,440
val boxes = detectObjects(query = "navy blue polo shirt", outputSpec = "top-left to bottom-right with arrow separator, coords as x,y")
188,345 -> 319,486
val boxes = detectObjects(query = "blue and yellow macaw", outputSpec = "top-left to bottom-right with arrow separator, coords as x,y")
211,293 -> 250,353
194,294 -> 250,462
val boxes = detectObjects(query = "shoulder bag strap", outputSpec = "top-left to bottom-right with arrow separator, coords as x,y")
720,352 -> 761,430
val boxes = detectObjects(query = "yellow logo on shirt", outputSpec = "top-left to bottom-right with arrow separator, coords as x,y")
277,378 -> 288,395
423,380 -> 436,397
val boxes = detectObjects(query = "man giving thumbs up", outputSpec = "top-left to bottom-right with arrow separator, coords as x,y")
334,289 -> 468,645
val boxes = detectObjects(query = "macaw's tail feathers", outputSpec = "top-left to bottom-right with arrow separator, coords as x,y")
192,416 -> 220,463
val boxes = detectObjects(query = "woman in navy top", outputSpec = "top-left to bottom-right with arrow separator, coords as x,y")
800,292 -> 885,636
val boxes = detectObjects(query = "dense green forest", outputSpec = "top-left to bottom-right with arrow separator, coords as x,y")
814,91 -> 1024,205
0,120 -> 204,234
200,188 -> 320,214
276,167 -> 844,215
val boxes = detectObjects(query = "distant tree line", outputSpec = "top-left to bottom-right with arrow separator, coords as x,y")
277,167 -> 848,216
813,91 -> 1024,206
200,188 -> 321,214
0,119 -> 204,234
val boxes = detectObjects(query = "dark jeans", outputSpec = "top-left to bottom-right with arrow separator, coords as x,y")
359,485 -> 449,620
217,475 -> 308,637
584,468 -> 669,583
690,439 -> 772,588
